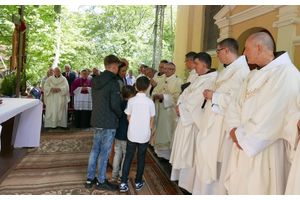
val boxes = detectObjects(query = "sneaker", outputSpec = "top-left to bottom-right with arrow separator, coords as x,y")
85,177 -> 97,188
96,179 -> 119,191
117,177 -> 122,183
135,180 -> 145,190
120,183 -> 129,192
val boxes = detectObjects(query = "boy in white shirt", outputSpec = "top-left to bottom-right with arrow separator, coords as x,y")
120,76 -> 156,192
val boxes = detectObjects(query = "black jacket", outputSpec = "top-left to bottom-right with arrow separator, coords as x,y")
62,71 -> 76,92
90,70 -> 122,129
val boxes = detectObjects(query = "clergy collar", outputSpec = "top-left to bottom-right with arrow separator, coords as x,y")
166,73 -> 176,80
256,51 -> 287,70
55,75 -> 61,78
158,72 -> 164,76
198,68 -> 217,76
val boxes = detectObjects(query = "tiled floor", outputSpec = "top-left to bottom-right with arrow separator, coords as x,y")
41,119 -> 191,195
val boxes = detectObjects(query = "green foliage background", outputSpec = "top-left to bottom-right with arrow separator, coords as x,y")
0,5 -> 177,84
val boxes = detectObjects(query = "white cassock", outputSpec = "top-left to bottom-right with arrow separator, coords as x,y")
224,52 -> 300,195
154,73 -> 165,83
151,74 -> 183,160
169,70 -> 218,193
194,55 -> 250,195
186,69 -> 198,84
44,75 -> 70,128
283,93 -> 300,195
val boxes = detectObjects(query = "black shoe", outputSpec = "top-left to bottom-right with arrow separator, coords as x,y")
96,179 -> 119,191
85,177 -> 97,188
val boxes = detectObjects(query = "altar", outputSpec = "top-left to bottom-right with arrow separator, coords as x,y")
0,98 -> 42,183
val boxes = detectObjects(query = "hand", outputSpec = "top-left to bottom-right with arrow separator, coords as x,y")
176,105 -> 180,116
203,89 -> 214,100
156,94 -> 164,100
56,88 -> 61,92
82,87 -> 87,91
150,79 -> 157,87
0,99 -> 2,104
230,128 -> 243,150
50,88 -> 56,93
153,94 -> 163,101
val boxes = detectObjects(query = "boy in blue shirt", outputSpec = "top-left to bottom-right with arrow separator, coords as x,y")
120,76 -> 156,192
112,85 -> 136,182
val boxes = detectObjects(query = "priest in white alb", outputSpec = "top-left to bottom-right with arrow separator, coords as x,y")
151,62 -> 183,160
44,67 -> 70,129
225,32 -> 300,195
169,52 -> 218,193
184,51 -> 198,84
194,38 -> 250,195
283,93 -> 300,195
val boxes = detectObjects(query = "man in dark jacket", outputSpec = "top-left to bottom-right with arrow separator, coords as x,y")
85,54 -> 122,191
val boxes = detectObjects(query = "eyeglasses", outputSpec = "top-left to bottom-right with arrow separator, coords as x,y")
216,48 -> 226,54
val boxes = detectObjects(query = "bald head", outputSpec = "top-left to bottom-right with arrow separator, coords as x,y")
248,32 -> 274,52
54,67 -> 62,77
244,32 -> 275,67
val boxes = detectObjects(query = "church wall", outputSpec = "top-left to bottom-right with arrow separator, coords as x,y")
230,5 -> 255,16
173,5 -> 206,82
231,11 -> 279,53
294,46 -> 300,70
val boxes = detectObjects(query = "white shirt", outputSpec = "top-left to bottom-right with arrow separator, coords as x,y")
125,93 -> 155,143
126,75 -> 135,86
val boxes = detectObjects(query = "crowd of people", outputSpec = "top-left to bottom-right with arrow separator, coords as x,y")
14,31 -> 300,195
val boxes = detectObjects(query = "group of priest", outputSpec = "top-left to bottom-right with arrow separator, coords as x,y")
160,32 -> 300,195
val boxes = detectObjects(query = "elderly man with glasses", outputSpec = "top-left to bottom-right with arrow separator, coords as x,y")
151,62 -> 183,161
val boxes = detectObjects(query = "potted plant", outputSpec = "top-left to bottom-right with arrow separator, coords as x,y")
0,69 -> 30,97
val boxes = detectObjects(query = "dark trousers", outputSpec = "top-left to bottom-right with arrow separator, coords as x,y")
121,139 -> 148,184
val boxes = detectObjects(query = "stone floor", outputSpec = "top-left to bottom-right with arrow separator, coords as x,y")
41,118 -> 191,195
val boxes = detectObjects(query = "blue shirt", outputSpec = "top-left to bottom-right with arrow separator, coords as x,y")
115,100 -> 129,141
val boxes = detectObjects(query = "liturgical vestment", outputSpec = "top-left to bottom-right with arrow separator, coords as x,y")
194,55 -> 249,195
44,75 -> 70,128
151,74 -> 183,160
71,77 -> 92,128
186,69 -> 198,84
169,70 -> 218,193
224,52 -> 300,195
283,93 -> 300,195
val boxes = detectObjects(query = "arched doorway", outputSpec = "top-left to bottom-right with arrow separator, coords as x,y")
237,28 -> 276,70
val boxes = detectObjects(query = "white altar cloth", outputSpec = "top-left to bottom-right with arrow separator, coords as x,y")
0,98 -> 42,149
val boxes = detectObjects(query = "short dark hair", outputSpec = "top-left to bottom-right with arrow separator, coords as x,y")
33,83 -> 38,87
104,54 -> 120,68
185,51 -> 197,60
160,60 -> 168,64
121,85 -> 136,99
193,52 -> 212,69
136,76 -> 150,91
143,65 -> 149,69
218,38 -> 239,55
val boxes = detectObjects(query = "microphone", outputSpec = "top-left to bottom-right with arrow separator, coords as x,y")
201,99 -> 207,113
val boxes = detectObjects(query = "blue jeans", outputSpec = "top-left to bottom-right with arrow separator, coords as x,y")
87,128 -> 116,183
122,140 -> 148,184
